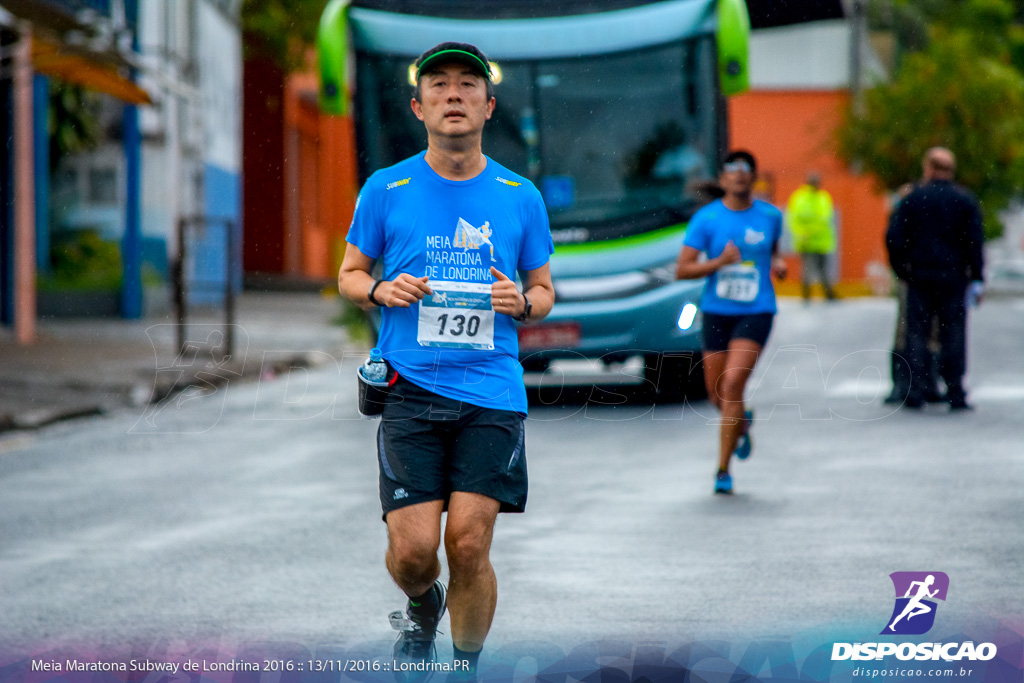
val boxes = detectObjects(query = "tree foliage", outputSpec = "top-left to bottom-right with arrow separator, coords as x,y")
869,0 -> 1024,64
48,80 -> 101,172
241,0 -> 325,70
844,0 -> 1024,237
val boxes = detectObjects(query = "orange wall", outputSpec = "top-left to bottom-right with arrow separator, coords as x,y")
729,90 -> 890,290
319,114 -> 358,278
284,72 -> 358,281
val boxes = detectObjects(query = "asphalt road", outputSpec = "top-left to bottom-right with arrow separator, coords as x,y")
1,297 -> 1022,677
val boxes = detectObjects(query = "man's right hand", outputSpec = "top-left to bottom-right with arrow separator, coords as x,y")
966,280 -> 985,308
375,274 -> 433,308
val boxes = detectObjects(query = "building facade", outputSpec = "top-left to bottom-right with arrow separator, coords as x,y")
0,0 -> 242,340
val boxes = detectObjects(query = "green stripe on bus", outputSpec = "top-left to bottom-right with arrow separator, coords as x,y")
553,223 -> 688,256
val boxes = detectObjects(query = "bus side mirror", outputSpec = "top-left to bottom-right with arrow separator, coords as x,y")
717,0 -> 750,96
318,0 -> 351,115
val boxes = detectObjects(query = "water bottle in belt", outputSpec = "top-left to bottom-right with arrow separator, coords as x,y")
360,348 -> 388,385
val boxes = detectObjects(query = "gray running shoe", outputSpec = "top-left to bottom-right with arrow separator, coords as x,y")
390,581 -> 447,683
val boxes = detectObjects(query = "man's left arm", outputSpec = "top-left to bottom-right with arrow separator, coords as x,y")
490,263 -> 554,323
886,203 -> 910,279
494,186 -> 556,322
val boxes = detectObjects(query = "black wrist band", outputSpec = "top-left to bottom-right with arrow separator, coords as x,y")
368,279 -> 384,306
514,292 -> 532,321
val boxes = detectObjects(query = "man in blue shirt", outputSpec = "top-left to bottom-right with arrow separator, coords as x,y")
338,42 -> 554,680
676,150 -> 787,494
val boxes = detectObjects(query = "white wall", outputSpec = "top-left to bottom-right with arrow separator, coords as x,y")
749,19 -> 885,90
197,0 -> 241,177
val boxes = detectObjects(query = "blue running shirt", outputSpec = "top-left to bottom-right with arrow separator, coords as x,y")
683,199 -> 783,315
347,152 -> 553,414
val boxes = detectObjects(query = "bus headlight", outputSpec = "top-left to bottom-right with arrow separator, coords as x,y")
488,62 -> 502,84
677,303 -> 698,330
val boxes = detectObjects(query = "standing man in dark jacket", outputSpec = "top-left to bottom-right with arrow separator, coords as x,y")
886,147 -> 985,410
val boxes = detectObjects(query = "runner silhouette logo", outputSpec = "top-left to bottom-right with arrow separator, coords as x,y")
881,572 -> 949,635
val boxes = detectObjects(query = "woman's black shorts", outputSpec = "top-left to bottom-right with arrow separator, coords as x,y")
702,311 -> 775,351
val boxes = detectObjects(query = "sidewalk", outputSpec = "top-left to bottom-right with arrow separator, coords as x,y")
0,291 -> 355,432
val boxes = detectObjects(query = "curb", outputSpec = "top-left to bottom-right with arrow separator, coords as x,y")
10,404 -> 106,431
0,351 -> 340,435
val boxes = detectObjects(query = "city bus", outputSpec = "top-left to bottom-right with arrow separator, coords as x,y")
318,0 -> 750,400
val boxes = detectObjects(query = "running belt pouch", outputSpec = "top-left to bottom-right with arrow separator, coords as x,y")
356,363 -> 397,417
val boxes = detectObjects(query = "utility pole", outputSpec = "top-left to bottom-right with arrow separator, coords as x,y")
121,12 -> 142,319
850,0 -> 866,117
14,23 -> 35,344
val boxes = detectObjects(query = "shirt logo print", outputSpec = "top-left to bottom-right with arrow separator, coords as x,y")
454,217 -> 497,263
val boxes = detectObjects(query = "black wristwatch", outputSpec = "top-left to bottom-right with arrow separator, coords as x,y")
514,292 -> 532,321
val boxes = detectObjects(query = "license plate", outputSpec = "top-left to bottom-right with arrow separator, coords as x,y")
517,322 -> 582,351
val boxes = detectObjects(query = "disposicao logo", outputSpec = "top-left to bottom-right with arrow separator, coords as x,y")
831,572 -> 998,663
882,571 -> 948,635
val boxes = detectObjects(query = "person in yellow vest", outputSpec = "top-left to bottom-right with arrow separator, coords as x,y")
786,172 -> 837,301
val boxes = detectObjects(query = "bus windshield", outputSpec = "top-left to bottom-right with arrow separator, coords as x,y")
353,36 -> 720,242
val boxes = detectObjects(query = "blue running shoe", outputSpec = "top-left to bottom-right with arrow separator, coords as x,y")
714,471 -> 733,494
734,408 -> 754,460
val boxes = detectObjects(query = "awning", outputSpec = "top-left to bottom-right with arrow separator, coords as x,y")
31,37 -> 151,105
1,0 -> 151,105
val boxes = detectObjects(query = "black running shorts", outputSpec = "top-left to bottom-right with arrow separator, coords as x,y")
376,374 -> 528,520
702,311 -> 775,351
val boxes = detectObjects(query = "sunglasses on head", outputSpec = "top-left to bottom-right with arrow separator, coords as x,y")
722,160 -> 753,174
